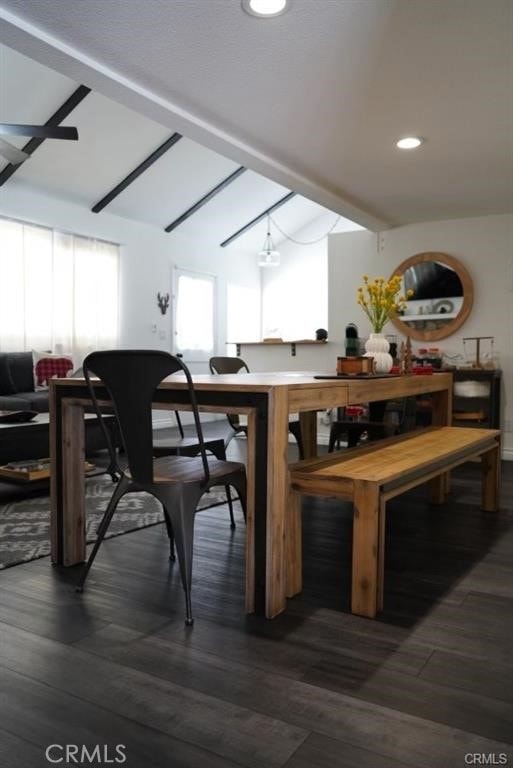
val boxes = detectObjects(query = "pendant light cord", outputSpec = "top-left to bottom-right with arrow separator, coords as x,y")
269,213 -> 342,246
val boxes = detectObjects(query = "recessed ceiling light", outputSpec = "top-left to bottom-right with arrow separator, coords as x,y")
242,0 -> 288,18
396,137 -> 424,150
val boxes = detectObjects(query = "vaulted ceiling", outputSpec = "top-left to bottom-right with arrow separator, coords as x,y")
1,0 -> 512,234
0,43 -> 359,253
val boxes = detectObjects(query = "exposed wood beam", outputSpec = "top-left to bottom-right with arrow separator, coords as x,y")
164,166 -> 246,233
0,85 -> 91,187
220,191 -> 297,248
92,133 -> 182,213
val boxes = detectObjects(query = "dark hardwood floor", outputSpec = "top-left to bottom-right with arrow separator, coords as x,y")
0,422 -> 512,767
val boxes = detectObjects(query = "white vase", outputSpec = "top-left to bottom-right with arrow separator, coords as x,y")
364,333 -> 393,373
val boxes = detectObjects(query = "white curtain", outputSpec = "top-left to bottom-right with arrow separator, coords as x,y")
0,217 -> 119,362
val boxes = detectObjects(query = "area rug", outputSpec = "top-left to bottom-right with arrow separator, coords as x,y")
0,476 -> 234,570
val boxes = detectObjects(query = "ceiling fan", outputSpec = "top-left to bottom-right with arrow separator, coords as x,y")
0,123 -> 79,165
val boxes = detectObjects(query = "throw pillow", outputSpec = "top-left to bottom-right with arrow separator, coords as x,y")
0,353 -> 16,395
32,350 -> 74,390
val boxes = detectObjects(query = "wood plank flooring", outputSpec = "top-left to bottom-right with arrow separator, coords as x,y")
0,424 -> 512,767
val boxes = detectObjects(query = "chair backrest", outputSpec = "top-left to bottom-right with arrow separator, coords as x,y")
209,356 -> 250,375
383,396 -> 417,434
83,350 -> 210,485
209,356 -> 250,430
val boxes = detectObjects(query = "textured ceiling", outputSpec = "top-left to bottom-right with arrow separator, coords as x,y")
1,0 -> 512,229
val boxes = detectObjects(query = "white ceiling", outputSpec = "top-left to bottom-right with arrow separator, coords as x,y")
1,0 -> 512,230
0,44 -> 357,253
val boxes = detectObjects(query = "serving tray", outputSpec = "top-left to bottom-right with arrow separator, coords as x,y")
0,459 -> 95,482
0,410 -> 38,424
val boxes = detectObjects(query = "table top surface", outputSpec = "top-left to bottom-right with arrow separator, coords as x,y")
52,370 -> 453,392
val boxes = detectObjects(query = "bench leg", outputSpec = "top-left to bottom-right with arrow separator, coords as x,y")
286,489 -> 303,597
352,480 -> 380,618
429,476 -> 447,505
482,445 -> 500,512
430,388 -> 451,500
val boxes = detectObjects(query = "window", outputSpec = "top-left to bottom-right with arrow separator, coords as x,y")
0,217 -> 119,360
173,268 -> 216,362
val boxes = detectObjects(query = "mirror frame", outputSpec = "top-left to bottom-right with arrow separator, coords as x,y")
390,252 -> 473,341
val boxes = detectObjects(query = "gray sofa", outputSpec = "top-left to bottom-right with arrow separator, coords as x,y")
0,351 -> 119,464
0,351 -> 50,412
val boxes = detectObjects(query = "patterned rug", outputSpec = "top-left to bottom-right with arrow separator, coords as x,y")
0,476 -> 233,570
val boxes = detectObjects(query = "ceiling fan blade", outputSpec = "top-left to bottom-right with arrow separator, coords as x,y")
0,138 -> 29,165
0,124 -> 79,140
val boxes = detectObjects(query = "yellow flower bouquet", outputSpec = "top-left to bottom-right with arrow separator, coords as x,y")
356,275 -> 412,333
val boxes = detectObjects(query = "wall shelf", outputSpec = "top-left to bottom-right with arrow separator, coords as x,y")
229,340 -> 328,357
403,312 -> 457,322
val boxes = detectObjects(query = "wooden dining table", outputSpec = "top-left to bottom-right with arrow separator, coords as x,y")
49,371 -> 452,618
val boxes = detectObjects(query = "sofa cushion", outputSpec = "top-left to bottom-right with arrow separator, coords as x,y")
7,352 -> 35,393
20,391 -> 50,413
0,354 -> 16,395
0,395 -> 33,411
33,350 -> 74,390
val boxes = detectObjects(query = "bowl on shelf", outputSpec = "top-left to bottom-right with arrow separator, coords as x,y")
453,380 -> 490,398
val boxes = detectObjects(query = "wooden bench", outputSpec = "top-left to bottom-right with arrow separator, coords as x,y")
287,426 -> 501,618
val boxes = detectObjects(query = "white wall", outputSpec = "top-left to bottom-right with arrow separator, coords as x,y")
259,211 -> 361,341
3,188 -> 511,455
240,213 -> 513,458
0,183 -> 260,365
0,183 -> 261,425
328,214 -> 513,458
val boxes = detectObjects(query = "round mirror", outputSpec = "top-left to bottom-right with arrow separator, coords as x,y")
390,252 -> 473,341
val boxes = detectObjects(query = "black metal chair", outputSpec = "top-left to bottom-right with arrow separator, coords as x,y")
209,356 -> 304,459
76,350 -> 247,626
328,397 -> 417,451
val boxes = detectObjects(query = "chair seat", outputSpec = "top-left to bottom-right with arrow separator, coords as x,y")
328,397 -> 417,452
345,405 -> 366,419
147,455 -> 245,484
328,420 -> 386,451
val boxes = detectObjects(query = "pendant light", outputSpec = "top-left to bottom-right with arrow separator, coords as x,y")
258,214 -> 280,267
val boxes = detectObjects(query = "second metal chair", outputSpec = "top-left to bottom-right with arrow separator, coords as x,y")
209,356 -> 304,458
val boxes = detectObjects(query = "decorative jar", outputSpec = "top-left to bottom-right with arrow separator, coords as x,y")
364,333 -> 394,373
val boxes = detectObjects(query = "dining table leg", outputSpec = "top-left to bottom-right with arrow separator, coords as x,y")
244,409 -> 257,613
265,387 -> 290,618
429,385 -> 452,496
299,411 -> 318,458
50,396 -> 86,566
